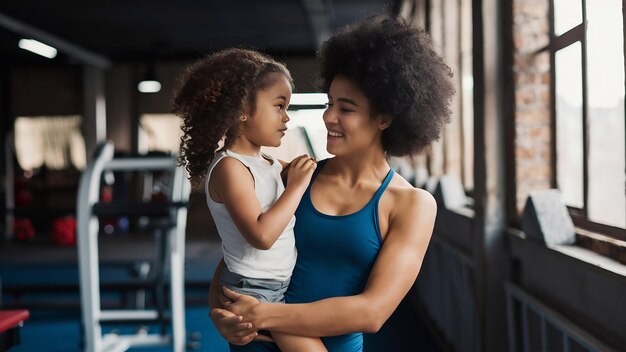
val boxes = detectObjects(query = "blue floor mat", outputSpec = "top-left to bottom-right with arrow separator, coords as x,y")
2,245 -> 438,352
11,299 -> 438,352
11,306 -> 229,352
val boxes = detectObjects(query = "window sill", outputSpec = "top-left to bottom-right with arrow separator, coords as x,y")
575,228 -> 626,266
548,243 -> 626,278
448,205 -> 475,218
508,228 -> 626,279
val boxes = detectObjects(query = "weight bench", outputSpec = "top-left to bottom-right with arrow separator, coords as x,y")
0,310 -> 29,350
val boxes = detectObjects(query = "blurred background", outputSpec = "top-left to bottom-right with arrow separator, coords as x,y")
0,0 -> 624,351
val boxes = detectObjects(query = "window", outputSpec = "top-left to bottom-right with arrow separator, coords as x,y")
13,116 -> 86,171
139,114 -> 182,154
551,0 -> 626,239
262,93 -> 332,161
9,116 -> 85,241
459,0 -> 474,191
427,0 -> 474,192
139,95 -> 331,163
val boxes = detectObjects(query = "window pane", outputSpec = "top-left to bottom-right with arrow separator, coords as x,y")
428,0 -> 445,177
443,0 -> 462,182
555,42 -> 584,208
461,0 -> 474,191
262,108 -> 333,161
430,0 -> 443,55
139,114 -> 182,154
586,0 -> 626,228
553,0 -> 582,36
14,116 -> 86,171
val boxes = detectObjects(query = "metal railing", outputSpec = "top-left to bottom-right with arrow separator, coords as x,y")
505,282 -> 617,352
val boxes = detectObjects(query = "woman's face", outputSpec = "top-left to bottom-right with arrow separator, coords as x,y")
323,75 -> 386,156
242,73 -> 292,148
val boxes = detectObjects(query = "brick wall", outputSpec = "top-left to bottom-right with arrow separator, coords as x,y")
513,0 -> 552,212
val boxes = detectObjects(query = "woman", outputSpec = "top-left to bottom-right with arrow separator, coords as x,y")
210,16 -> 454,352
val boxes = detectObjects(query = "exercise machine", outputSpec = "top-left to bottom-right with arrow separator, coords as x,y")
77,141 -> 190,352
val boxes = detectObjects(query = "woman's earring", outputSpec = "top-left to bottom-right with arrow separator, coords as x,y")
240,115 -> 248,122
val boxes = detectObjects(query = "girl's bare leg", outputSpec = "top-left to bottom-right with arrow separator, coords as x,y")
272,332 -> 327,352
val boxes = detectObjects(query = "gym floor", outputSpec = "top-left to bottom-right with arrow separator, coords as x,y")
1,209 -> 440,351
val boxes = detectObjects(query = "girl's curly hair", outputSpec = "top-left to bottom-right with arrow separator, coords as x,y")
172,48 -> 292,187
319,16 -> 454,156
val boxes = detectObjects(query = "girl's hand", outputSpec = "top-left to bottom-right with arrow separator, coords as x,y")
286,155 -> 316,191
209,307 -> 258,345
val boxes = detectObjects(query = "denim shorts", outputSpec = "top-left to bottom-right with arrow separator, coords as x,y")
220,266 -> 290,303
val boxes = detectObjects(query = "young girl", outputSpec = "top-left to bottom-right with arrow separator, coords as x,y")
209,16 -> 454,352
173,48 -> 325,352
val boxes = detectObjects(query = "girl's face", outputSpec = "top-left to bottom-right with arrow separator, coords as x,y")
323,75 -> 389,156
242,73 -> 292,148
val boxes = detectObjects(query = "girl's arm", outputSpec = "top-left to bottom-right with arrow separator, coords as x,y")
210,155 -> 315,250
220,188 -> 437,337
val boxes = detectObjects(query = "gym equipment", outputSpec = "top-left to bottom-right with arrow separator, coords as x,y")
0,310 -> 29,350
77,141 -> 190,352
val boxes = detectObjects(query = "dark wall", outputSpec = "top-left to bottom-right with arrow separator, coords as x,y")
11,67 -> 82,117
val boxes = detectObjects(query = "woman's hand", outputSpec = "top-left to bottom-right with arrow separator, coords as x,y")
219,286 -> 264,328
209,307 -> 258,345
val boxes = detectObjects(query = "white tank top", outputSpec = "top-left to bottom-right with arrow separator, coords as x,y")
205,150 -> 297,281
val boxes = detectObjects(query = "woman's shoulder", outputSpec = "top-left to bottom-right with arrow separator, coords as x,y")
386,173 -> 437,215
379,174 -> 437,242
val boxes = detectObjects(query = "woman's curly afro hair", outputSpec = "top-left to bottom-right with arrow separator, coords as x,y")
172,48 -> 292,185
319,16 -> 454,156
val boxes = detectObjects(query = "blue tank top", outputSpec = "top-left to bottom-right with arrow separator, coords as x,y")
286,160 -> 395,351
230,160 -> 395,352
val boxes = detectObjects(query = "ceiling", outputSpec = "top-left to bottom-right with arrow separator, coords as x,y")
0,0 -> 400,66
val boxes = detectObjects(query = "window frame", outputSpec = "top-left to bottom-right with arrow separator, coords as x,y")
549,0 -> 626,241
426,0 -> 475,196
458,0 -> 475,194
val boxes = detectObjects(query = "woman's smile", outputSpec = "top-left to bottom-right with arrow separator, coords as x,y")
327,130 -> 344,138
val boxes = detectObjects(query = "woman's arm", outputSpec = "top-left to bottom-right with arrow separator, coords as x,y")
221,188 -> 437,337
